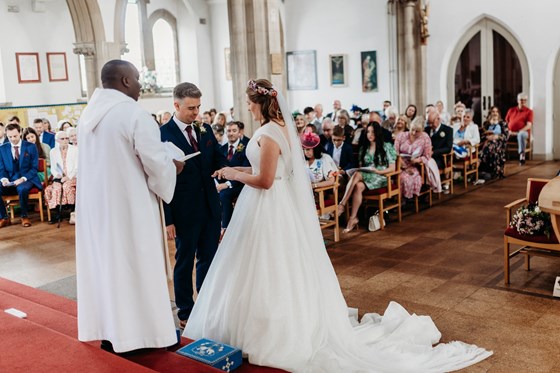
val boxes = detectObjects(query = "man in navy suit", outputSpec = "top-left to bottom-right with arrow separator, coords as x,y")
326,126 -> 355,179
0,123 -> 41,228
216,121 -> 250,232
425,106 -> 453,170
31,118 -> 55,149
160,82 -> 227,327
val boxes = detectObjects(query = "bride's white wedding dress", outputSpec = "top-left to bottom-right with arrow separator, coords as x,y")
185,122 -> 491,372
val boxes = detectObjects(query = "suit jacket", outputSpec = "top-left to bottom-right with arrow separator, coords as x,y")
160,120 -> 227,226
41,131 -> 56,149
0,141 -> 41,189
321,135 -> 333,153
425,124 -> 453,168
220,141 -> 250,190
326,142 -> 355,171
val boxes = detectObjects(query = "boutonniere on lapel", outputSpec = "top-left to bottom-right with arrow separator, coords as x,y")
236,143 -> 245,153
193,120 -> 207,135
439,131 -> 445,138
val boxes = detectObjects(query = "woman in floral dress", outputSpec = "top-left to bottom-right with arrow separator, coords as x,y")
480,107 -> 509,178
394,117 -> 433,199
338,122 -> 396,232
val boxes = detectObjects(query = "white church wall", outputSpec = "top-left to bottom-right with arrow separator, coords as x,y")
427,0 -> 560,157
0,0 -> 82,109
208,0 -> 233,115
283,0 -> 391,115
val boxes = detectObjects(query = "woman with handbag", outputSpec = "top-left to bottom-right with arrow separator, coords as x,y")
337,122 -> 397,232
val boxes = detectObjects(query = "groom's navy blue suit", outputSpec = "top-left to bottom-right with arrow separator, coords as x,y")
161,119 -> 226,321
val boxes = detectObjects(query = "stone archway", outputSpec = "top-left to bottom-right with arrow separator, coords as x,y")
66,0 -> 107,97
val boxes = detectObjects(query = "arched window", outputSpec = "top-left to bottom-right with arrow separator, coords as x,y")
153,18 -> 176,88
122,0 -> 143,71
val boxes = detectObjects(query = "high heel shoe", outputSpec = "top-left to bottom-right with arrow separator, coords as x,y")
343,217 -> 359,233
336,203 -> 345,217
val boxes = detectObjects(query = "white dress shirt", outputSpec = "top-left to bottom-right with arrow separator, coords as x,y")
332,144 -> 343,167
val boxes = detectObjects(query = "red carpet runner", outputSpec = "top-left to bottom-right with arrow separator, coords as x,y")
0,277 -> 285,373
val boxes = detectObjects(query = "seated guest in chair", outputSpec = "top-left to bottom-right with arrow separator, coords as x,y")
337,123 -> 397,233
216,121 -> 250,234
44,131 -> 78,224
425,106 -> 453,170
31,118 -> 55,149
395,117 -> 433,200
452,109 -> 480,159
480,109 -> 508,179
0,123 -> 41,228
301,130 -> 337,189
505,92 -> 533,165
22,127 -> 51,182
326,126 -> 355,182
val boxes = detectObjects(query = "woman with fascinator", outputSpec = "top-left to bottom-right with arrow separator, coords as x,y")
184,79 -> 491,372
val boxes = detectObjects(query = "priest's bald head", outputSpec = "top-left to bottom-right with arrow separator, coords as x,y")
101,60 -> 142,101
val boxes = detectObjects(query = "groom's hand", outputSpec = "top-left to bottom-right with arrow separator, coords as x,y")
166,224 -> 177,240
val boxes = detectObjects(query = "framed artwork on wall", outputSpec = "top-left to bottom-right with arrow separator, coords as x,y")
360,51 -> 378,92
286,50 -> 317,90
329,54 -> 347,87
16,53 -> 41,83
47,52 -> 68,82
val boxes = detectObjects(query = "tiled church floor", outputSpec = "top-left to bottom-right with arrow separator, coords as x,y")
1,160 -> 559,372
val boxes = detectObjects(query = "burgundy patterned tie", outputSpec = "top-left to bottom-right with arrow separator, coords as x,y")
227,145 -> 234,161
14,146 -> 19,160
185,126 -> 199,152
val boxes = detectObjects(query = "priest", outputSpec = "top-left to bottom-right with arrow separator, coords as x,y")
75,60 -> 183,353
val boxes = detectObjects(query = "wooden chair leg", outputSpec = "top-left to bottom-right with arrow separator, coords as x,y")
397,193 -> 402,222
524,254 -> 531,271
428,189 -> 432,207
415,196 -> 419,213
464,164 -> 468,189
38,196 -> 44,222
504,238 -> 510,285
379,199 -> 385,230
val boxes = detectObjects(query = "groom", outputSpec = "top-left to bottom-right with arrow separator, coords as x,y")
160,82 -> 226,327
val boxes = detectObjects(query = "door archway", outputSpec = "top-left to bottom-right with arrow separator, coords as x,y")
447,17 -> 529,125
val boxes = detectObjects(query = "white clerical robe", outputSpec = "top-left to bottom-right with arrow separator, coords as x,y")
76,88 -> 177,353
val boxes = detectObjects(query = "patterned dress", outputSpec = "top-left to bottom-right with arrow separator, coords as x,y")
394,131 -> 433,199
360,142 -> 397,190
45,147 -> 77,209
480,121 -> 509,178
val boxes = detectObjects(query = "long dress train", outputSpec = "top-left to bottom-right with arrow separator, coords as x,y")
185,123 -> 491,372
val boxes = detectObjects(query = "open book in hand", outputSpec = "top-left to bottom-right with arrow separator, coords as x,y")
346,167 -> 378,177
400,147 -> 422,159
164,141 -> 201,162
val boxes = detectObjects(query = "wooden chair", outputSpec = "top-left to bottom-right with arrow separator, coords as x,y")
2,158 -> 50,222
361,156 -> 402,230
453,144 -> 480,189
414,162 -> 433,213
503,178 -> 560,285
507,130 -> 532,160
437,150 -> 454,198
314,174 -> 340,242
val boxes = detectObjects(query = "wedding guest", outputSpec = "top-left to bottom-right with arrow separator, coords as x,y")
161,111 -> 172,125
452,109 -> 480,158
404,104 -> 417,121
327,125 -> 355,178
480,109 -> 508,179
320,118 -> 334,152
217,121 -> 250,231
0,123 -> 41,228
338,123 -> 397,233
301,130 -> 337,189
212,123 -> 225,144
352,113 -> 370,145
314,103 -> 325,124
505,92 -> 533,165
381,106 -> 398,132
67,127 -> 78,147
44,131 -> 78,223
31,118 -> 55,149
336,110 -> 354,144
57,120 -> 74,132
22,127 -> 51,182
295,113 -> 306,134
76,60 -> 181,353
213,112 -> 227,127
436,100 -> 451,125
202,111 -> 212,124
425,106 -> 453,170
392,115 -> 409,141
394,117 -> 433,199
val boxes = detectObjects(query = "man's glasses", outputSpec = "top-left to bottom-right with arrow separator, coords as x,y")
59,137 -> 69,140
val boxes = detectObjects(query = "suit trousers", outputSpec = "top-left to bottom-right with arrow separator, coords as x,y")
174,215 -> 220,321
219,186 -> 242,228
0,181 -> 34,218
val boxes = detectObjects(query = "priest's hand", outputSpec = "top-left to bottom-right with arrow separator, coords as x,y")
173,159 -> 185,175
166,224 -> 176,240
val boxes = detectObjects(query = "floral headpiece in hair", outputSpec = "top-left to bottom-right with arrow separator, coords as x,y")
248,80 -> 277,97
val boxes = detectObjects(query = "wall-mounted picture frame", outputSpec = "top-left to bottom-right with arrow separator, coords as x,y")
360,50 -> 378,92
47,52 -> 68,82
329,54 -> 347,87
224,47 -> 232,81
16,52 -> 41,83
286,50 -> 317,90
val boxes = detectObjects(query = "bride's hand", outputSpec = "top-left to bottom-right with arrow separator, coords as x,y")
221,167 -> 238,181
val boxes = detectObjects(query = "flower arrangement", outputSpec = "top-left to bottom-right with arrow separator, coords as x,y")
140,66 -> 159,94
510,202 -> 552,237
193,120 -> 207,135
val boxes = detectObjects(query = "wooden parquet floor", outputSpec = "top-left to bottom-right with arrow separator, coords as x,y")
1,159 -> 559,372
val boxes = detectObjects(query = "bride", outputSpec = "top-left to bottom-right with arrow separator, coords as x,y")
184,79 -> 492,372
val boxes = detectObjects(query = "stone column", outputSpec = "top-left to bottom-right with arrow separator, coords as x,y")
73,43 -> 97,99
227,0 -> 276,135
402,0 -> 417,108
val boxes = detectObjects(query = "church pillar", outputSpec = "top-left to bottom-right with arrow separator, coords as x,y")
403,0 -> 417,107
227,0 -> 278,136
